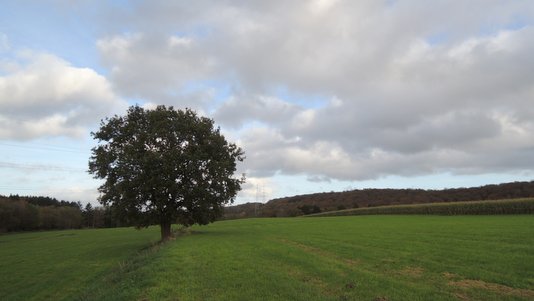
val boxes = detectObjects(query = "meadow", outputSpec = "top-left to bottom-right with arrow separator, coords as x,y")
1,215 -> 533,301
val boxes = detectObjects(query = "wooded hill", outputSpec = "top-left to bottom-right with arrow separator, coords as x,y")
223,180 -> 534,219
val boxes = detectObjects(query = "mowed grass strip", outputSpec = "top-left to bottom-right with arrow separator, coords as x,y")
0,226 -> 160,301
80,215 -> 534,301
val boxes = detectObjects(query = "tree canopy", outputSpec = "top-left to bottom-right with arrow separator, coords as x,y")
88,105 -> 245,240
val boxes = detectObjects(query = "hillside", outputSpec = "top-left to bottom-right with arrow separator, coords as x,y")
223,180 -> 534,218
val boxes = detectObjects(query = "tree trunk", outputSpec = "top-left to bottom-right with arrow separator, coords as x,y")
160,221 -> 172,241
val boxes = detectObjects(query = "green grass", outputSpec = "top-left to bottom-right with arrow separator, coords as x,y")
2,216 -> 534,301
0,227 -> 161,301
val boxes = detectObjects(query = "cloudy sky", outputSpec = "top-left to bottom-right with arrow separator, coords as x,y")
1,0 -> 534,205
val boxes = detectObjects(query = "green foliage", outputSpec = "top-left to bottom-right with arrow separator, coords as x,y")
89,105 -> 245,240
308,198 -> 534,217
298,204 -> 321,215
2,216 -> 533,300
0,199 -> 38,231
82,203 -> 94,227
81,204 -> 121,228
0,198 -> 82,232
2,194 -> 80,208
38,206 -> 82,229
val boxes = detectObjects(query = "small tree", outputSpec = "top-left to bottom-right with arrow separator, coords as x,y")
83,203 -> 94,228
88,105 -> 245,240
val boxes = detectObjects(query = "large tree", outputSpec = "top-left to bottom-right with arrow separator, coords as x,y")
88,105 -> 245,240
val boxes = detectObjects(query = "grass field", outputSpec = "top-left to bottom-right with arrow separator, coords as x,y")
0,227 -> 161,301
1,216 -> 533,301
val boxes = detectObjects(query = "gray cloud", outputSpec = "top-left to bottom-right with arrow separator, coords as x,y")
97,33 -> 216,109
96,0 -> 534,181
213,94 -> 302,128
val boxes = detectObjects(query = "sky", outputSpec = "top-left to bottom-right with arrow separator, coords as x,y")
1,0 -> 534,206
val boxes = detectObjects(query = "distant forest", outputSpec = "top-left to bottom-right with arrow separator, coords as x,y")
0,195 -> 127,232
223,180 -> 534,219
3,180 -> 534,232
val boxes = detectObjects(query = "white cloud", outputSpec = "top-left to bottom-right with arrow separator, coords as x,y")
0,51 -> 126,140
94,1 -> 534,182
2,0 -> 534,205
41,186 -> 100,205
238,177 -> 273,203
309,0 -> 339,15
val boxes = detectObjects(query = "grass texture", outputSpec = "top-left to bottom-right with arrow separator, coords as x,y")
0,227 -> 160,301
1,215 -> 533,301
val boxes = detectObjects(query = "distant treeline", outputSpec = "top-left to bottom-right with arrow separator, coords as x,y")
6,194 -> 80,208
308,198 -> 534,217
0,195 -> 128,233
223,180 -> 534,218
